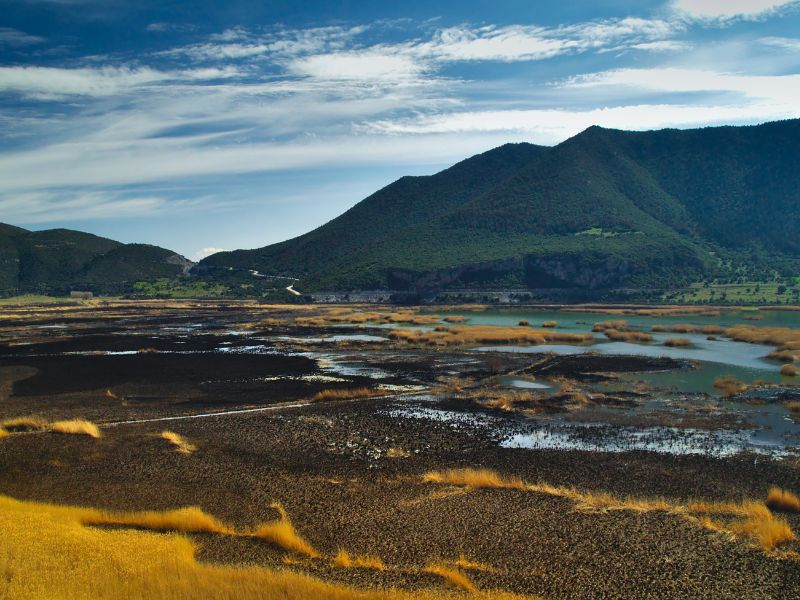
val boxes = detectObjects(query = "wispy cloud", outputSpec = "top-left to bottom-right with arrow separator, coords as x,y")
671,0 -> 800,21
760,36 -> 800,50
0,65 -> 240,99
0,27 -> 45,47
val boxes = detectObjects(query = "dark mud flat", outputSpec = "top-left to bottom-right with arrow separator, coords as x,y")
1,301 -> 800,599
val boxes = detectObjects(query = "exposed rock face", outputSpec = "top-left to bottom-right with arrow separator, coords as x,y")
524,255 -> 631,289
384,253 -> 634,291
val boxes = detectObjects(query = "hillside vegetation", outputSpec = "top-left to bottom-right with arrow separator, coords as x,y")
198,120 -> 800,294
0,224 -> 190,296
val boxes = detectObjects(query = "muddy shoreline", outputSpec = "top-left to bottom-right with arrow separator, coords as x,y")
1,301 -> 799,598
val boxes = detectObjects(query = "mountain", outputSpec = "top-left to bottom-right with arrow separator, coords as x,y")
198,119 -> 800,294
0,224 -> 192,296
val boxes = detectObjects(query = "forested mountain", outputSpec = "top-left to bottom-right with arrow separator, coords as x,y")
0,224 -> 191,296
198,119 -> 798,292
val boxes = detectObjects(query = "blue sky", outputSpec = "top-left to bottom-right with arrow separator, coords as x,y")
1,0 -> 800,260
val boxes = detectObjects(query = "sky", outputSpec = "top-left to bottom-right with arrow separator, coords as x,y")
1,0 -> 800,261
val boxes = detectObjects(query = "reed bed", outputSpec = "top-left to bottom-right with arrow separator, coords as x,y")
389,326 -> 593,347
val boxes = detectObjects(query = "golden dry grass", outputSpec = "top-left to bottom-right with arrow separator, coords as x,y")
332,550 -> 386,570
768,350 -> 798,362
724,325 -> 800,349
161,431 -> 197,454
423,563 -> 476,592
452,555 -> 497,573
541,321 -> 558,328
250,503 -> 320,558
766,488 -> 800,513
389,325 -> 593,347
664,338 -> 693,348
1,416 -> 102,437
781,364 -> 799,377
442,315 -> 467,323
566,306 -> 723,317
0,494 -> 531,600
311,387 -> 386,402
592,320 -> 628,332
0,416 -> 49,432
0,427 -> 8,439
713,376 -> 747,398
604,329 -> 653,343
423,468 -> 797,553
83,506 -> 234,534
728,513 -> 795,551
50,419 -> 102,438
787,401 -> 800,413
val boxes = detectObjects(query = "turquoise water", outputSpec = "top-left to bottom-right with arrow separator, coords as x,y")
427,308 -> 800,395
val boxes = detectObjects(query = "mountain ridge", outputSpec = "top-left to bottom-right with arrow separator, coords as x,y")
197,118 -> 800,294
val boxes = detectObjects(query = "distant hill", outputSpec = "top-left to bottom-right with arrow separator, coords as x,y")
197,119 -> 800,294
0,224 -> 191,296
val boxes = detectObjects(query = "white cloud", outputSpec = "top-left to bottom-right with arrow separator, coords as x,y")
290,51 -> 427,82
0,27 -> 45,47
192,247 -> 226,261
760,36 -> 800,50
564,67 -> 800,104
671,0 -> 799,20
0,191 -> 169,223
0,65 -> 240,99
363,103 -> 795,143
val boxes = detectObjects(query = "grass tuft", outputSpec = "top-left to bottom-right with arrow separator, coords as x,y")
423,468 -> 526,490
713,376 -> 747,398
604,330 -> 653,343
452,555 -> 496,573
83,506 -> 233,534
664,338 -> 693,348
766,487 -> 800,513
541,321 -> 558,328
781,364 -> 799,377
161,431 -> 197,454
311,387 -> 385,402
332,550 -> 386,570
250,503 -> 320,558
423,562 -> 477,592
0,416 -> 49,432
728,513 -> 796,551
50,419 -> 102,438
